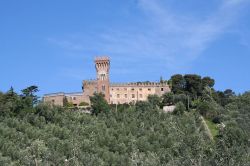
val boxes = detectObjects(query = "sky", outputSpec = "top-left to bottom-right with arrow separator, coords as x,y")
1,0 -> 250,96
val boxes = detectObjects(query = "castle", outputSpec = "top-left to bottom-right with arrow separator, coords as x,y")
43,57 -> 171,106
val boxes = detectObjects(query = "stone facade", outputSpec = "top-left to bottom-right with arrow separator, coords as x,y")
43,92 -> 86,106
110,83 -> 170,104
43,56 -> 171,106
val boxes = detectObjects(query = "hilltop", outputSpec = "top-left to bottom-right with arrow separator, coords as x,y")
0,74 -> 249,165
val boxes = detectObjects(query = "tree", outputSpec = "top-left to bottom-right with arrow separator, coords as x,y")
202,77 -> 215,88
170,74 -> 185,94
197,101 -> 219,119
63,97 -> 74,108
90,93 -> 110,115
173,102 -> 186,115
135,101 -> 153,112
27,139 -> 49,165
0,87 -> 22,116
184,74 -> 202,99
147,95 -> 161,108
161,92 -> 174,106
213,89 -> 236,107
21,85 -> 39,107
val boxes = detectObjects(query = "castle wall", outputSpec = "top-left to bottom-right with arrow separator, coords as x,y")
43,57 -> 171,106
109,83 -> 170,104
82,80 -> 97,104
43,92 -> 90,107
43,93 -> 65,106
65,94 -> 87,106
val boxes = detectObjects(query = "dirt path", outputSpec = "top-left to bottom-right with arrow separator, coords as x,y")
200,116 -> 213,140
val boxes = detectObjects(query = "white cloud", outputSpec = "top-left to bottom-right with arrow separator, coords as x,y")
96,0 -> 249,71
48,0 -> 249,73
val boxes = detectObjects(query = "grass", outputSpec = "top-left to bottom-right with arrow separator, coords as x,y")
205,119 -> 219,138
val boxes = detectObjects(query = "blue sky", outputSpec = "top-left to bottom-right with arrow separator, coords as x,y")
1,0 -> 250,96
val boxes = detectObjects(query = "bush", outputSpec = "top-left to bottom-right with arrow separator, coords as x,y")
148,95 -> 161,108
79,102 -> 89,106
173,102 -> 186,115
197,101 -> 219,119
90,93 -> 110,115
212,116 -> 222,124
135,101 -> 153,112
65,102 -> 74,108
161,92 -> 174,106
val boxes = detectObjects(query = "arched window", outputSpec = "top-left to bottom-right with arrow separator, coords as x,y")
102,85 -> 105,91
100,74 -> 106,80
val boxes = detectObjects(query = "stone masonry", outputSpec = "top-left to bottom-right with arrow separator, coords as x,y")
43,57 -> 171,106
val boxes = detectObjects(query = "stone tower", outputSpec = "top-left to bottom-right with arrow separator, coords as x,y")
95,56 -> 110,102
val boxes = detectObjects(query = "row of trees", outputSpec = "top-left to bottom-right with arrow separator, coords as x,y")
169,74 -> 215,99
0,74 -> 249,165
0,90 -> 249,165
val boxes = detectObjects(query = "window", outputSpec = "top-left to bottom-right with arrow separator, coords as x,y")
161,88 -> 164,91
73,97 -> 76,100
116,88 -> 119,91
132,94 -> 135,98
124,88 -> 127,90
125,94 -> 127,98
139,88 -> 142,91
52,99 -> 55,103
131,88 -> 135,91
102,85 -> 105,91
148,88 -> 151,91
117,94 -> 120,98
100,74 -> 106,80
139,94 -> 143,98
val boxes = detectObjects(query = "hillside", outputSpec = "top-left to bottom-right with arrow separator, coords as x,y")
0,104 -> 248,166
0,75 -> 250,165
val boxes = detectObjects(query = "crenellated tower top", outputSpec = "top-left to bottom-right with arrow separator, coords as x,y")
95,56 -> 110,75
94,56 -> 110,102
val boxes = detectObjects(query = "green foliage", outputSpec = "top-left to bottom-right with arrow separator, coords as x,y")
66,102 -> 74,108
202,77 -> 215,88
161,92 -> 174,106
170,74 -> 185,94
205,119 -> 219,138
147,95 -> 161,108
197,101 -> 219,119
0,83 -> 249,165
170,74 -> 216,100
0,86 -> 40,117
173,102 -> 185,115
184,74 -> 202,98
223,91 -> 250,136
213,89 -> 236,107
21,85 -> 39,107
90,93 -> 110,115
79,101 -> 89,106
135,101 -> 153,112
62,97 -> 74,108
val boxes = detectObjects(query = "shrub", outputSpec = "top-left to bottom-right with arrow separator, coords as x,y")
173,102 -> 186,115
90,93 -> 110,115
79,102 -> 89,106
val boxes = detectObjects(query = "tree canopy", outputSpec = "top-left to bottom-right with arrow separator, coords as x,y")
0,76 -> 249,165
